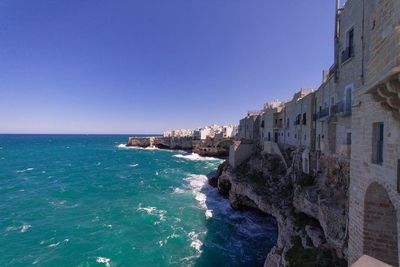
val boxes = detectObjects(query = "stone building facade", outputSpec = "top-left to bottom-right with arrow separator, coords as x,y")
230,0 -> 400,265
348,0 -> 400,266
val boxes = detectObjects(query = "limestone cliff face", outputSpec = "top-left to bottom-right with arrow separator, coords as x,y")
127,137 -> 233,158
213,150 -> 349,267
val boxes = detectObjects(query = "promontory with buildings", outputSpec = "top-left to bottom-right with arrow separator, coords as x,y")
129,0 -> 400,266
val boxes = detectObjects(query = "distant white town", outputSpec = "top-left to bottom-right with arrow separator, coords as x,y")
163,124 -> 238,140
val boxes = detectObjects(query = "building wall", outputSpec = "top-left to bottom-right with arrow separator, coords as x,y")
349,0 -> 400,265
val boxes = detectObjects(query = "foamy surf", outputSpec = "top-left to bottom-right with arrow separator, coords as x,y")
16,168 -> 34,173
96,257 -> 111,267
20,224 -> 32,233
188,231 -> 203,254
173,153 -> 221,161
137,204 -> 167,222
184,174 -> 214,219
117,144 -> 160,150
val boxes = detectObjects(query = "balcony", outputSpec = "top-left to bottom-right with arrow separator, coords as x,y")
329,101 -> 352,117
315,108 -> 329,120
341,46 -> 354,63
330,101 -> 344,115
328,64 -> 337,78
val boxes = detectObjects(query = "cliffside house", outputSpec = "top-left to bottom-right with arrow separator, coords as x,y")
236,111 -> 262,142
229,0 -> 400,265
346,0 -> 400,266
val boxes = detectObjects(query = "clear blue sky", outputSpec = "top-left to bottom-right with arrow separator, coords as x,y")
0,0 -> 335,134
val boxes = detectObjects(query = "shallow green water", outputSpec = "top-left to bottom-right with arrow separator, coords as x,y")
0,135 -> 277,267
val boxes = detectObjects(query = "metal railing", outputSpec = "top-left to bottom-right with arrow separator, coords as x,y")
315,108 -> 329,120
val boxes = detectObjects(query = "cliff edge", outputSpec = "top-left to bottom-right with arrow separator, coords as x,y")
212,150 -> 349,267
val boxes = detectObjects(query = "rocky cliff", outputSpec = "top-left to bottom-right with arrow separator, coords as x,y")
127,137 -> 233,158
212,150 -> 349,267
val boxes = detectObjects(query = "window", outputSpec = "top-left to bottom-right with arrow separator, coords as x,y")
287,118 -> 290,128
346,132 -> 352,145
318,134 -> 321,149
344,85 -> 353,115
268,132 -> 271,141
372,122 -> 384,165
342,28 -> 355,62
304,134 -> 307,141
302,113 -> 307,125
261,120 -> 264,128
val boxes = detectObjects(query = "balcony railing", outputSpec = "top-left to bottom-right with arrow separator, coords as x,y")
331,101 -> 352,116
341,46 -> 354,63
315,108 -> 329,120
328,64 -> 337,78
330,101 -> 344,115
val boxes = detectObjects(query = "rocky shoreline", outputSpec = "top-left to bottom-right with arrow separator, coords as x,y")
210,149 -> 349,267
127,136 -> 233,158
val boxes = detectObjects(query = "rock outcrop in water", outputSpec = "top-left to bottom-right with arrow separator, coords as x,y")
211,149 -> 349,267
127,136 -> 233,158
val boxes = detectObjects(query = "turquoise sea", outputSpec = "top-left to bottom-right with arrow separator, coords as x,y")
0,135 -> 277,267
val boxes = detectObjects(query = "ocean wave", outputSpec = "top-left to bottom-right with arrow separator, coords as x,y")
137,204 -> 167,222
173,153 -> 221,161
96,257 -> 111,267
117,144 -> 159,150
129,163 -> 139,167
145,146 -> 159,150
116,144 -> 137,149
48,239 -> 69,248
20,224 -> 31,233
16,168 -> 34,173
173,187 -> 185,194
184,174 -> 214,219
188,231 -> 203,253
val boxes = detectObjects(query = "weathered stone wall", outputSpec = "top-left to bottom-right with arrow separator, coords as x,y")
349,0 -> 400,265
229,141 -> 255,168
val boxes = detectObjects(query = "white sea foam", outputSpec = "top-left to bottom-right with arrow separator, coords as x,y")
173,153 -> 221,161
137,204 -> 167,222
96,257 -> 111,267
16,168 -> 34,173
117,144 -> 157,150
184,174 -> 209,213
48,242 -> 60,248
173,187 -> 185,194
117,144 -> 140,149
48,239 -> 69,248
137,205 -> 156,214
205,209 -> 213,219
188,231 -> 203,253
129,163 -> 139,167
145,146 -> 159,150
5,226 -> 19,232
20,224 -> 31,233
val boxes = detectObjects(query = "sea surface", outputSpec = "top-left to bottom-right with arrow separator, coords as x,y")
0,135 -> 277,267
